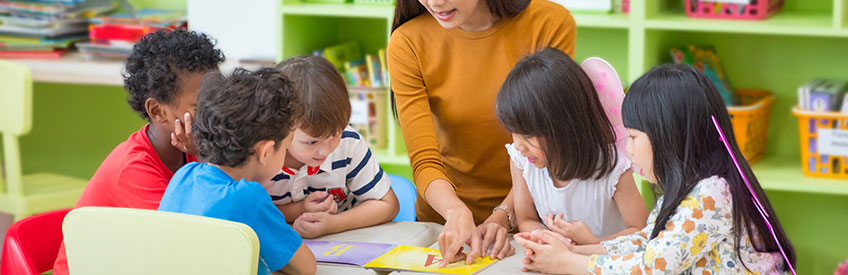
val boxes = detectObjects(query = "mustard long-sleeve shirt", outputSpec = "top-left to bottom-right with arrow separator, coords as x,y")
387,0 -> 576,224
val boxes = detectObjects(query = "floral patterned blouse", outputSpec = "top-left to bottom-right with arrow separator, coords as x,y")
588,176 -> 787,275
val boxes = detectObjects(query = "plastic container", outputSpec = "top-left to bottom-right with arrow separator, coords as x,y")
727,89 -> 776,163
792,108 -> 848,179
685,0 -> 784,20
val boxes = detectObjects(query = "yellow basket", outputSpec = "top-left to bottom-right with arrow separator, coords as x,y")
792,107 -> 848,179
348,86 -> 388,149
727,89 -> 776,164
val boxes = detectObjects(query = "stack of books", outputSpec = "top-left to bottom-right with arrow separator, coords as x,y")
77,8 -> 186,60
0,0 -> 114,59
316,41 -> 387,88
798,79 -> 848,112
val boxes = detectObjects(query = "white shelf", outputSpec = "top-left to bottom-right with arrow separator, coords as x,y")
13,53 -> 125,86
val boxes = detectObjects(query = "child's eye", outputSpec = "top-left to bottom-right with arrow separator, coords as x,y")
307,141 -> 318,145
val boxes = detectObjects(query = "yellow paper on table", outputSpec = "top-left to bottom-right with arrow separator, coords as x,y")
362,245 -> 496,275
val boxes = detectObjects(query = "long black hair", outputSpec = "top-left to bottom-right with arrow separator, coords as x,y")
622,64 -> 795,271
495,48 -> 617,181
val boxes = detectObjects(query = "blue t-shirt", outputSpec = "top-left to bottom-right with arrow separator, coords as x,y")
159,162 -> 302,274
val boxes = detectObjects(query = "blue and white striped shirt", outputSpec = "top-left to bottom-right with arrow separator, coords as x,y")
263,126 -> 391,212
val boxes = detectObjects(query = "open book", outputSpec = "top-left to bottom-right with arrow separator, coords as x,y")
305,240 -> 496,275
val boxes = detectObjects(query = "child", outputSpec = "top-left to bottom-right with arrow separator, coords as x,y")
514,63 -> 795,274
495,48 -> 648,245
52,29 -> 224,275
264,55 -> 399,238
158,68 -> 316,275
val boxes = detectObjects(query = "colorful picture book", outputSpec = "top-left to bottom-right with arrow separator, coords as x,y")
304,241 -> 496,275
305,240 -> 395,266
364,245 -> 496,275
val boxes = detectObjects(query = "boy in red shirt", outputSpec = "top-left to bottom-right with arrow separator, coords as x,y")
52,29 -> 224,274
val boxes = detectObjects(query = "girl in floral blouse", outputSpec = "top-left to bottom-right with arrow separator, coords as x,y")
514,64 -> 796,274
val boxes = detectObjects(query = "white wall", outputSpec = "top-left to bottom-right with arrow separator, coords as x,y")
188,0 -> 279,73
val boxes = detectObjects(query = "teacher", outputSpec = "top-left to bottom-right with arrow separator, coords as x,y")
386,0 -> 576,266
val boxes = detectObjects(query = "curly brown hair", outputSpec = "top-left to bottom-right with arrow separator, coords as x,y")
192,68 -> 303,167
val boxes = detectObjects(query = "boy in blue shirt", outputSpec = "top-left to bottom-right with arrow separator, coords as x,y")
159,68 -> 315,275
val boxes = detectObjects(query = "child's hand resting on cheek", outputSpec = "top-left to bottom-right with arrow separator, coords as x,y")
171,112 -> 199,157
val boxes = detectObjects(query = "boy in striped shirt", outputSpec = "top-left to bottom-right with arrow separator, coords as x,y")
264,56 -> 399,238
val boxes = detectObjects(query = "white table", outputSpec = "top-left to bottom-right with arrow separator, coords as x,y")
15,53 -> 126,86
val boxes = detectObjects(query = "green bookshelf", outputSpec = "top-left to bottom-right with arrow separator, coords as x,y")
279,0 -> 848,273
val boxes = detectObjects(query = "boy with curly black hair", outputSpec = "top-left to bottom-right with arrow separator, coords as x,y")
159,68 -> 315,274
53,29 -> 224,275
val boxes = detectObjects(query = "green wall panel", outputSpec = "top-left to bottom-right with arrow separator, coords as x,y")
20,83 -> 146,180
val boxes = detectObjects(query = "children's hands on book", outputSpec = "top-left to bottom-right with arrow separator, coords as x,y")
438,208 -> 480,267
171,112 -> 198,157
293,211 -> 336,239
303,191 -> 338,214
475,219 -> 515,260
545,213 -> 599,245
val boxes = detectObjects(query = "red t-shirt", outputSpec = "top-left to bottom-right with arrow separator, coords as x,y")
53,124 -> 196,275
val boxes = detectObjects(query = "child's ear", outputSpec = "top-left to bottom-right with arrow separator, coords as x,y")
145,98 -> 168,123
255,140 -> 277,166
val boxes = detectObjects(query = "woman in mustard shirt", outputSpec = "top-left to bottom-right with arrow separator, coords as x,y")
387,0 -> 577,266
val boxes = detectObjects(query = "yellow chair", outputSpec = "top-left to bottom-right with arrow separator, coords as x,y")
0,60 -> 87,221
62,207 -> 260,275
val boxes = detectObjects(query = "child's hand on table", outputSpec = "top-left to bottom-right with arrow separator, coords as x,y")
545,213 -> 599,245
514,230 -> 576,273
292,211 -> 336,238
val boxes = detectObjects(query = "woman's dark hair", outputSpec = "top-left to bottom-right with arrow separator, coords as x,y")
622,63 -> 795,271
276,55 -> 351,138
193,68 -> 302,167
124,29 -> 225,120
496,48 -> 617,181
390,0 -> 531,119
